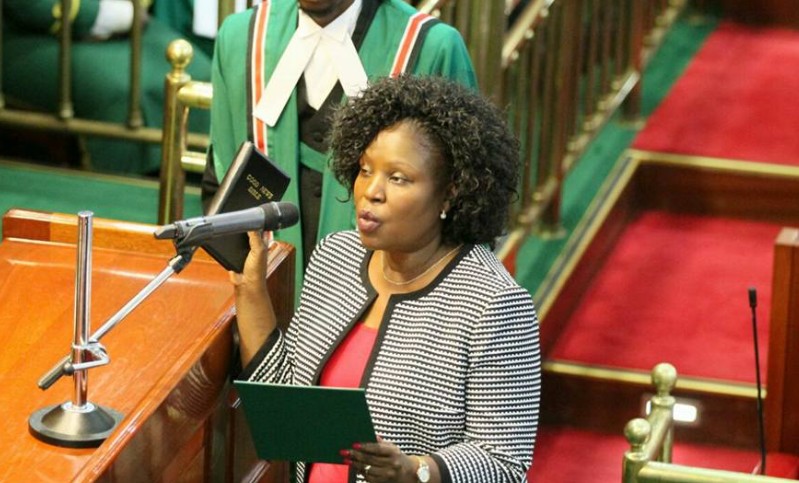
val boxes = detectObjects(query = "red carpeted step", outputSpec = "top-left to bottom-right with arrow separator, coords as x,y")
550,210 -> 781,384
759,453 -> 799,479
529,425 -> 763,482
633,21 -> 799,166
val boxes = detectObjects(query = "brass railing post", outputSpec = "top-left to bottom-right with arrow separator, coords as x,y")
59,0 -> 74,120
622,418 -> 651,483
218,0 -> 233,29
158,40 -> 194,225
650,362 -> 677,463
623,363 -> 677,483
621,0 -> 645,123
469,0 -> 505,102
628,361 -> 797,482
537,0 -> 576,237
128,0 -> 144,128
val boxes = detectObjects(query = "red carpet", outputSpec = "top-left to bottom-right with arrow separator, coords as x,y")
529,426 -> 762,482
633,21 -> 799,165
550,210 -> 781,383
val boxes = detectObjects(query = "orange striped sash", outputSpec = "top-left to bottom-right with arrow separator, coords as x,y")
390,13 -> 437,77
251,1 -> 271,154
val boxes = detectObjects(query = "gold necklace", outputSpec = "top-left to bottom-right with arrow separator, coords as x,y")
381,245 -> 462,286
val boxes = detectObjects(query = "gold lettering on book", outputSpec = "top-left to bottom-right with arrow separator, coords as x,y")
248,186 -> 262,200
259,186 -> 274,200
246,174 -> 263,200
246,174 -> 260,188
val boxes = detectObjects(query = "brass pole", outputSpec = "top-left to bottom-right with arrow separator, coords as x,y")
535,15 -> 555,207
639,463 -> 798,483
218,0 -> 236,28
564,0 -> 584,150
59,0 -> 74,119
623,418 -> 651,483
650,363 -> 677,463
158,40 -> 194,224
599,0 -> 612,97
128,0 -> 144,128
0,110 -> 208,147
622,0 -> 645,122
583,0 -> 600,127
469,0 -> 504,102
524,38 -> 542,215
538,1 -> 567,236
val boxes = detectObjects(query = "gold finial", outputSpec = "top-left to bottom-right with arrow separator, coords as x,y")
624,418 -> 650,451
166,39 -> 194,73
651,362 -> 677,398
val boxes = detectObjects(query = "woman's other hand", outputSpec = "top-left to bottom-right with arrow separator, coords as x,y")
348,438 -> 437,483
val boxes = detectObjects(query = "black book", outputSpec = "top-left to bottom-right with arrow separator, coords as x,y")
202,141 -> 291,272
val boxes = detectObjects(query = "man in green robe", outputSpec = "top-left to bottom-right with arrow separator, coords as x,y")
2,0 -> 212,175
202,0 -> 476,289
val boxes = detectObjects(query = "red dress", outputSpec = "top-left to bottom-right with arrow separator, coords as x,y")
307,322 -> 378,483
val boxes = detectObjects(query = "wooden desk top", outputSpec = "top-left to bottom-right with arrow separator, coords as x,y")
0,210 -> 237,481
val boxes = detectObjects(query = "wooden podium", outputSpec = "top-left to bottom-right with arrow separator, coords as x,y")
0,209 -> 294,482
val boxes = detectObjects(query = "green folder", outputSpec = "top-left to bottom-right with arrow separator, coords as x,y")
234,381 -> 377,463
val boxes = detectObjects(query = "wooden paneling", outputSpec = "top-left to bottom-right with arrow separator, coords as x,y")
634,162 -> 799,224
541,368 -> 760,447
713,0 -> 799,28
765,228 -> 799,454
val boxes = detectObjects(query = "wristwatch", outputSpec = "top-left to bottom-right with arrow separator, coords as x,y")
415,456 -> 430,483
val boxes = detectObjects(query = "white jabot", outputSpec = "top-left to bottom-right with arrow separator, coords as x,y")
254,0 -> 366,127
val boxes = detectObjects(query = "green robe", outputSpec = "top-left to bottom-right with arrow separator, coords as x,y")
2,0 -> 212,175
150,0 -> 215,58
209,0 -> 476,289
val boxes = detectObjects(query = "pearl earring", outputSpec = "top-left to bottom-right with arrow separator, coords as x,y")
440,210 -> 447,220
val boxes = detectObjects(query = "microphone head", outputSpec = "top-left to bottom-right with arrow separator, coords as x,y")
748,287 -> 757,308
263,201 -> 300,230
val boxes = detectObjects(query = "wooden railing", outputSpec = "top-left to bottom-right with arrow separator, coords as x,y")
0,0 -> 208,161
157,0 -> 688,260
622,363 -> 796,483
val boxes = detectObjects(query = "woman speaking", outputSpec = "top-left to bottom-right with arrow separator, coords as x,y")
233,75 -> 541,483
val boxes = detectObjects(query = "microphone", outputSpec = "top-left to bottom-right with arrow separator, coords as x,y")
748,286 -> 767,475
153,201 -> 299,247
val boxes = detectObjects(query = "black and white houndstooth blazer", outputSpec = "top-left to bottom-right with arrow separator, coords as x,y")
241,230 -> 541,483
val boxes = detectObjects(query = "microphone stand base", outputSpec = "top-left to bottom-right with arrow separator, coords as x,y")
28,401 -> 124,448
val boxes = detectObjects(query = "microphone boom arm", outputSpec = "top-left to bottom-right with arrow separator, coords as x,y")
37,247 -> 196,390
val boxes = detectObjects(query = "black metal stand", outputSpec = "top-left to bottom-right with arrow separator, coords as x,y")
29,402 -> 125,449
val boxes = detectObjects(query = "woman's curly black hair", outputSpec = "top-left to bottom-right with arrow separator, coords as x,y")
329,75 -> 520,246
